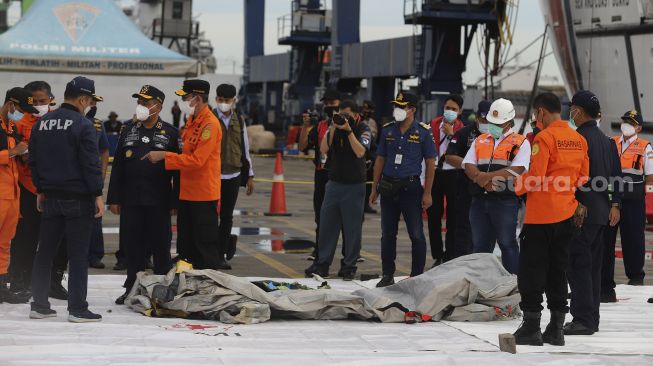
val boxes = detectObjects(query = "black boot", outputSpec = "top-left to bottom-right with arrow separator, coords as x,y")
0,275 -> 31,304
9,271 -> 31,297
542,311 -> 566,346
49,270 -> 68,300
513,311 -> 543,346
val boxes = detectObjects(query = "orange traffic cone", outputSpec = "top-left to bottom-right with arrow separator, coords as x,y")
265,152 -> 291,216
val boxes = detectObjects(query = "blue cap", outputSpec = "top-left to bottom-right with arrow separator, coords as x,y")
476,100 -> 492,118
621,110 -> 643,125
65,76 -> 102,101
571,90 -> 601,118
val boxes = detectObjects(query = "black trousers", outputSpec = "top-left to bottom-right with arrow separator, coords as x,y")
427,169 -> 458,261
122,205 -> 172,290
602,198 -> 646,289
313,169 -> 329,247
176,200 -> 223,269
115,213 -> 126,264
218,177 -> 241,255
518,217 -> 575,313
453,182 -> 473,259
9,184 -> 41,284
31,198 -> 94,312
568,223 -> 604,329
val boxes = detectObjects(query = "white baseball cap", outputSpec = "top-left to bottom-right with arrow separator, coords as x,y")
486,98 -> 516,125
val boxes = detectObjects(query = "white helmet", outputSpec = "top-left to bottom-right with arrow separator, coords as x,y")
486,98 -> 516,125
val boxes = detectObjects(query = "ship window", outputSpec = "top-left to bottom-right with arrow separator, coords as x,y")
612,15 -> 622,22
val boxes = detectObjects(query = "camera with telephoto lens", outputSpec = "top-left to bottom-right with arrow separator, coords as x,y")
332,113 -> 351,126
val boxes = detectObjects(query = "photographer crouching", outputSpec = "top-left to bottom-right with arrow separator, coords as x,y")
305,100 -> 372,280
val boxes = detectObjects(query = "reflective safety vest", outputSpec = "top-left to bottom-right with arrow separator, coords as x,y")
472,132 -> 527,197
613,136 -> 649,180
613,135 -> 649,199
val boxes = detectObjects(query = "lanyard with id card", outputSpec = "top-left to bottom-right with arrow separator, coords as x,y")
395,153 -> 403,165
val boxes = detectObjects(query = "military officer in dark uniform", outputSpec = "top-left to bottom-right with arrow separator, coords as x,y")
107,85 -> 179,304
369,92 -> 437,287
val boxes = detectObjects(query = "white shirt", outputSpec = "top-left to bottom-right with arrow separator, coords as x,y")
462,129 -> 532,171
618,134 -> 653,176
215,108 -> 255,180
438,122 -> 455,170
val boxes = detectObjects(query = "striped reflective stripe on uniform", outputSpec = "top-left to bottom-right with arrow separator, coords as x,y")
479,158 -> 510,166
622,168 -> 644,175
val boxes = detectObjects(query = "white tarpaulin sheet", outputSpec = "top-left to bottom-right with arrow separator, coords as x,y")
1,275 -> 652,365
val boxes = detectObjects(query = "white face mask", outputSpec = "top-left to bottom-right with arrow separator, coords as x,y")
393,107 -> 407,122
33,105 -> 49,117
135,104 -> 157,121
217,102 -> 233,113
620,123 -> 637,137
180,98 -> 195,116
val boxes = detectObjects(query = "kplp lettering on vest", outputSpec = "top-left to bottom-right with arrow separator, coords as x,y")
39,119 -> 73,131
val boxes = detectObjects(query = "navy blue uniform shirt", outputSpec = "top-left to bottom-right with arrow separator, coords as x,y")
107,119 -> 180,208
376,120 -> 436,178
93,118 -> 109,152
28,103 -> 103,199
575,120 -> 623,225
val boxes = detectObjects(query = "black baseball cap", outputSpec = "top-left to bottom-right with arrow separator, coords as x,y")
320,89 -> 341,102
5,87 -> 38,114
571,90 -> 601,118
391,92 -> 418,108
216,84 -> 237,98
65,76 -> 103,101
621,110 -> 643,126
477,100 -> 492,118
175,79 -> 210,96
132,84 -> 165,104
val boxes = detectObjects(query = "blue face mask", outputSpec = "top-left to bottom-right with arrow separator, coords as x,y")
488,124 -> 504,139
568,108 -> 578,128
8,109 -> 24,122
443,110 -> 458,123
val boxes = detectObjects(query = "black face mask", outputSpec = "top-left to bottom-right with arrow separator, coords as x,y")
86,106 -> 97,119
323,106 -> 338,119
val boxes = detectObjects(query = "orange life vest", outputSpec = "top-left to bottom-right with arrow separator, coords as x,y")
612,136 -> 649,180
472,132 -> 527,197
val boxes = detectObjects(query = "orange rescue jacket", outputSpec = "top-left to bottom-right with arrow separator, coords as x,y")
0,116 -> 20,201
515,120 -> 589,224
15,113 -> 39,194
165,105 -> 222,201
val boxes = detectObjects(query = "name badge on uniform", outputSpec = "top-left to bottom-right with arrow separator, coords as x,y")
395,154 -> 403,165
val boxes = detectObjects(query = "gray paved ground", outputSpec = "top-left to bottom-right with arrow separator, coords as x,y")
95,155 -> 653,285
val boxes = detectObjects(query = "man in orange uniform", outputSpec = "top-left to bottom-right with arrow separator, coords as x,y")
511,93 -> 589,347
143,79 -> 227,269
0,87 -> 36,303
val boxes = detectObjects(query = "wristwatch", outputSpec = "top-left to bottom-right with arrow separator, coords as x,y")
611,202 -> 621,210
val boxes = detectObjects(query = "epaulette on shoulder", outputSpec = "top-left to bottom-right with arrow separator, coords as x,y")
383,121 -> 395,128
419,122 -> 431,130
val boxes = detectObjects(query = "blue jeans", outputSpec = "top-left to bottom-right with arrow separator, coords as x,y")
88,218 -> 104,263
469,196 -> 520,274
31,198 -> 94,313
380,181 -> 427,276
